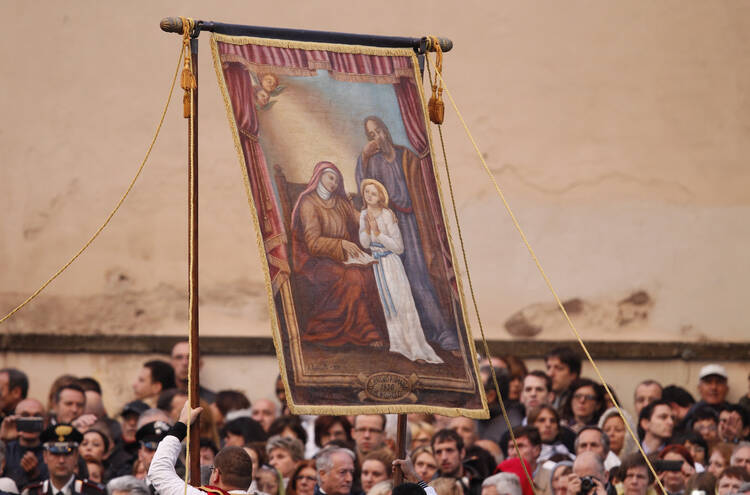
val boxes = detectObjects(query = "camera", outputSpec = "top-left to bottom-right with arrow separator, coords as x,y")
578,476 -> 596,495
16,417 -> 44,433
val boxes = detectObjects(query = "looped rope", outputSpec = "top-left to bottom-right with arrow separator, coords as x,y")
426,57 -> 669,495
0,42 -> 186,327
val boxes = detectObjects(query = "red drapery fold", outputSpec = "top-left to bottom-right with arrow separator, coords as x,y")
222,61 -> 290,293
217,41 -> 453,296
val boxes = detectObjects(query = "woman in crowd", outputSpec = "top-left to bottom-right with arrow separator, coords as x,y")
361,450 -> 394,493
598,408 -> 638,459
410,422 -> 436,451
680,431 -> 708,467
528,404 -> 575,459
549,461 -> 573,495
314,415 -> 353,448
503,355 -> 528,402
79,428 -> 112,483
706,442 -> 734,478
287,460 -> 316,495
561,378 -> 607,432
267,435 -> 305,487
269,416 -> 308,445
256,465 -> 284,495
658,444 -> 695,495
410,446 -> 438,483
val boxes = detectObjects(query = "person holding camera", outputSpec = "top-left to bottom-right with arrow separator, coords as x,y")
1,399 -> 48,490
565,452 -> 615,495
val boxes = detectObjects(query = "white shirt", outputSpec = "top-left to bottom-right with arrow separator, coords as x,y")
50,476 -> 75,495
148,435 -> 215,495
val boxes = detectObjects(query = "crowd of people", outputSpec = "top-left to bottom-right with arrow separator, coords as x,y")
1,344 -> 749,495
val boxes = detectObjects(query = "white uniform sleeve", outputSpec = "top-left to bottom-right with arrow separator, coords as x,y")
147,435 -> 204,495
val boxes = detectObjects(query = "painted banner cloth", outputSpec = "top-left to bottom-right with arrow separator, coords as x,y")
211,33 -> 487,417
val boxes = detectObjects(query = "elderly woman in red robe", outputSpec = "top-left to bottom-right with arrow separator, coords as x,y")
290,161 -> 387,347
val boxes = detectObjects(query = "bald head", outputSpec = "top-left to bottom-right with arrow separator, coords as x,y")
15,398 -> 45,416
84,391 -> 106,418
573,451 -> 607,482
251,399 -> 277,431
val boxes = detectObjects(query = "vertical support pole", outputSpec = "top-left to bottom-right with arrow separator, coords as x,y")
188,36 -> 201,487
393,414 -> 407,485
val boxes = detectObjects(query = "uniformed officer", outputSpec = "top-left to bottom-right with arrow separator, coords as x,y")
135,421 -> 171,495
22,425 -> 103,495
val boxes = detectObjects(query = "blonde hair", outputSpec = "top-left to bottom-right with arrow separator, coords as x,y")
360,179 -> 389,208
430,477 -> 463,495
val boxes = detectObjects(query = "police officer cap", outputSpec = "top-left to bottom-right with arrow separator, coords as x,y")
40,424 -> 83,454
135,420 -> 171,449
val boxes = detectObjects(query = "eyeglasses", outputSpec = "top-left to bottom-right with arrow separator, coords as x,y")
573,393 -> 597,402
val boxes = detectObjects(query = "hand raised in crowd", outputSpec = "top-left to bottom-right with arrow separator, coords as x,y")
72,413 -> 98,432
392,457 -> 419,484
0,415 -> 19,441
178,400 -> 203,426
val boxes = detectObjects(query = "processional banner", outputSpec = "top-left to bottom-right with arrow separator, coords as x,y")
211,33 -> 488,417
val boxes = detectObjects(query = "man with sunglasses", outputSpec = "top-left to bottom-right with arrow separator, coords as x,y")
136,421 -> 171,478
22,425 -> 103,495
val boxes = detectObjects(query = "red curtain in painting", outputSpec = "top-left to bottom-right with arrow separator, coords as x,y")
221,61 -> 290,292
217,41 -> 453,296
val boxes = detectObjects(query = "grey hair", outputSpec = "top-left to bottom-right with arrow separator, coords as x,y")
482,473 -> 522,495
315,446 -> 356,483
731,442 -> 750,465
574,426 -> 610,454
266,434 -> 305,461
107,475 -> 149,495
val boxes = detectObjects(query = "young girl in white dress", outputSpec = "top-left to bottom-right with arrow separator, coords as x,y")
358,179 -> 443,364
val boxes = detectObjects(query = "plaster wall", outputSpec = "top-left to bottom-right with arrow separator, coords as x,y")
1,2 -> 749,407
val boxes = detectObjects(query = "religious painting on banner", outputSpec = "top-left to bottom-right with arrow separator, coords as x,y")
211,33 -> 487,417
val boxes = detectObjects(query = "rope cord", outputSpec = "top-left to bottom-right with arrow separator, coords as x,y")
429,61 -> 667,493
0,41 -> 186,327
424,49 -> 536,493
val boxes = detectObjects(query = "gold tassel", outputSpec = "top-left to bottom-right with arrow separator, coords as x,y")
180,17 -> 195,119
427,36 -> 445,124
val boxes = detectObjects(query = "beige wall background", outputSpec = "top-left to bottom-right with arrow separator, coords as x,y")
1,2 -> 749,411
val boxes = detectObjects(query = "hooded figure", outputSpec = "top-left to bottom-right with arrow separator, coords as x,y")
598,407 -> 639,461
